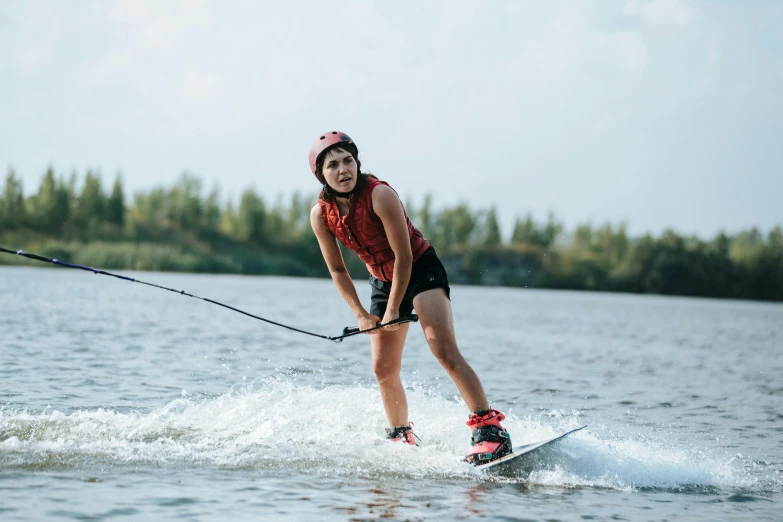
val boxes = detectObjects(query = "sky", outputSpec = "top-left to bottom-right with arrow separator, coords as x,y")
1,0 -> 781,239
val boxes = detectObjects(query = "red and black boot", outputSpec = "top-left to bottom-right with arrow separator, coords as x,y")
464,409 -> 512,465
385,422 -> 419,446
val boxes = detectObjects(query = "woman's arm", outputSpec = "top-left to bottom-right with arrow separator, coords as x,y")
371,185 -> 413,329
310,204 -> 379,332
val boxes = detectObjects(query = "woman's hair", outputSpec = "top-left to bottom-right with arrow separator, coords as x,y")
316,144 -> 377,200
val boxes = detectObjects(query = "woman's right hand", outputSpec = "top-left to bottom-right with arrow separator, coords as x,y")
357,313 -> 381,335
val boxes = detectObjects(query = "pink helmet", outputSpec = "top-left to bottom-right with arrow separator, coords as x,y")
309,131 -> 355,180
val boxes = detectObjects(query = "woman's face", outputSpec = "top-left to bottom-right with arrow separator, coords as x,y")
321,147 -> 358,194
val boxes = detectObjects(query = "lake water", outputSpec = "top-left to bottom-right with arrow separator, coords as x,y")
0,265 -> 781,521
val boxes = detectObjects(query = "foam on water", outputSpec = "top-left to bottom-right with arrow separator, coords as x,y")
0,378 -> 778,492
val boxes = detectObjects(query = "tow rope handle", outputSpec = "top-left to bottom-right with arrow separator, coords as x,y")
336,315 -> 419,341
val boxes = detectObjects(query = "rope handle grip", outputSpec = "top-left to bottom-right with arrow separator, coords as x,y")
340,315 -> 419,338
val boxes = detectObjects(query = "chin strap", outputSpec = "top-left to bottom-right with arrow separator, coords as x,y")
323,183 -> 355,198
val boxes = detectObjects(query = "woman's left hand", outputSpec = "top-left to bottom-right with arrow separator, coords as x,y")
381,309 -> 401,331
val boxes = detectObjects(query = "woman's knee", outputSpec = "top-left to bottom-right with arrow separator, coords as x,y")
372,359 -> 401,383
429,342 -> 464,372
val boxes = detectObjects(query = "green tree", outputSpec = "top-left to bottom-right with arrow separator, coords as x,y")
481,206 -> 502,247
2,169 -> 26,228
450,203 -> 476,245
511,212 -> 561,248
132,187 -> 167,224
611,233 -> 655,292
403,196 -> 415,227
418,194 -> 434,240
285,192 -> 312,240
220,201 -> 238,237
594,222 -> 628,263
432,203 -> 476,249
511,213 -> 538,246
264,195 -> 288,243
613,223 -> 629,262
168,173 -> 203,230
710,231 -> 731,258
698,230 -> 740,297
730,228 -> 765,267
769,226 -> 783,251
542,211 -> 563,247
75,170 -> 105,227
56,174 -> 72,227
33,167 -> 70,233
572,222 -> 594,252
66,171 -> 78,222
237,188 -> 266,244
744,227 -> 783,300
203,186 -> 221,232
105,174 -> 126,228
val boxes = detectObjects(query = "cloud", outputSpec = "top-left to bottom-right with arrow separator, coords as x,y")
84,0 -> 214,85
181,68 -> 220,103
434,0 -> 483,53
5,2 -> 68,71
513,4 -> 648,88
623,0 -> 693,26
698,26 -> 725,95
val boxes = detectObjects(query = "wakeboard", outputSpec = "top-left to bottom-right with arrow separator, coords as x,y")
471,425 -> 586,471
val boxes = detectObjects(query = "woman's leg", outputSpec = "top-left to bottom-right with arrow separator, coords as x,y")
371,323 -> 410,427
412,288 -> 489,412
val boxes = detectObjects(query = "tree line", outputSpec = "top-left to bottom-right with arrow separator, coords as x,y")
1,168 -> 781,301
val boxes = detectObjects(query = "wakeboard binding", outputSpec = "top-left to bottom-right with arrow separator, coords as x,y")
464,409 -> 512,465
385,422 -> 419,446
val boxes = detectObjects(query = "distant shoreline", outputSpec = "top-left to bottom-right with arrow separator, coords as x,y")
2,238 -> 781,303
2,170 -> 781,302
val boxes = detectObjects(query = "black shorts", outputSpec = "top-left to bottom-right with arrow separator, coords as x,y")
369,246 -> 451,319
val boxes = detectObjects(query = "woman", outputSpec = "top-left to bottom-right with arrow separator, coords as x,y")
308,131 -> 512,464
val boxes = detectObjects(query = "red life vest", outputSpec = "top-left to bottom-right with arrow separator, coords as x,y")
319,176 -> 430,282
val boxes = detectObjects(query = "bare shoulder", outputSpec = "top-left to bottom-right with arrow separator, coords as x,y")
371,184 -> 402,213
310,202 -> 326,230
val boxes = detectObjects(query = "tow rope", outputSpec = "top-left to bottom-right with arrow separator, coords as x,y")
0,246 -> 418,342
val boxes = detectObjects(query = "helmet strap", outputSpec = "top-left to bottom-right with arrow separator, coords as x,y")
323,182 -> 356,199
